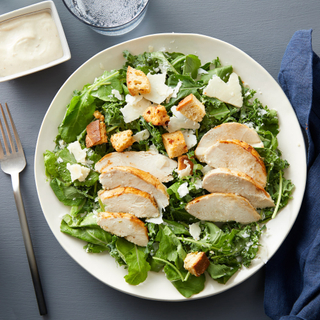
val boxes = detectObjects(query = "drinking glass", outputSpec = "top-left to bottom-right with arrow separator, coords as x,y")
62,0 -> 149,36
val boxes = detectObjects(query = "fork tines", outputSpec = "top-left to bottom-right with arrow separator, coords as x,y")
0,103 -> 22,157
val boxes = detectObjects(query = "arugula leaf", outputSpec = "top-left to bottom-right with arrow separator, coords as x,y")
116,238 -> 151,285
59,71 -> 120,142
44,150 -> 58,178
207,263 -> 239,284
183,54 -> 201,79
165,74 -> 202,108
60,220 -> 113,248
170,272 -> 206,298
50,178 -> 85,206
200,65 -> 233,84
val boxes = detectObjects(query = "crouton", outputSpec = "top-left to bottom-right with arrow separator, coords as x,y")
110,130 -> 135,152
93,110 -> 105,121
127,66 -> 151,96
184,252 -> 210,277
143,105 -> 170,126
85,120 -> 108,148
178,155 -> 194,172
162,131 -> 188,159
176,94 -> 206,122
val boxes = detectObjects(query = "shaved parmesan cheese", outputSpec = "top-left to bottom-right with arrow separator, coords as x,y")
201,165 -> 213,175
177,161 -> 191,178
203,72 -> 243,108
67,141 -> 87,164
121,94 -> 150,123
166,106 -> 200,133
133,129 -> 150,142
67,163 -> 90,182
149,144 -> 159,153
111,89 -> 123,100
146,211 -> 163,224
177,182 -> 189,198
193,178 -> 203,190
189,222 -> 201,240
171,80 -> 183,98
182,130 -> 197,149
143,73 -> 173,104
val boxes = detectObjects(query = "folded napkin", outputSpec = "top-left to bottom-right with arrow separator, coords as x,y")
264,29 -> 320,320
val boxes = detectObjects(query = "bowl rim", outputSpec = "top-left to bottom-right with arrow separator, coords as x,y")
61,0 -> 149,30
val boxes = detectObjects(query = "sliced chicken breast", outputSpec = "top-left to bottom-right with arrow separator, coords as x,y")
95,151 -> 177,182
195,122 -> 264,162
97,212 -> 149,247
185,193 -> 261,224
204,140 -> 267,187
98,187 -> 159,218
202,168 -> 274,208
99,166 -> 169,210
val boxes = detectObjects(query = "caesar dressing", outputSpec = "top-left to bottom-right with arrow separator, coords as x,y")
0,11 -> 63,77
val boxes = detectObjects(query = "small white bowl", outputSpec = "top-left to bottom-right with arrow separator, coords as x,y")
0,1 -> 71,82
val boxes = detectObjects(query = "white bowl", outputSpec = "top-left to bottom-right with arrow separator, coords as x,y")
0,1 -> 71,82
34,33 -> 306,301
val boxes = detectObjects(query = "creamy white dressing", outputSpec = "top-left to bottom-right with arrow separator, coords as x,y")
0,11 -> 63,77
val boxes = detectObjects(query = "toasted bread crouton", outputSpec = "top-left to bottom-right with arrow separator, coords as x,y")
110,130 -> 135,152
143,105 -> 170,126
93,110 -> 105,121
86,120 -> 108,148
178,155 -> 194,171
177,155 -> 193,177
127,66 -> 151,96
162,131 -> 188,159
176,94 -> 206,122
184,252 -> 210,277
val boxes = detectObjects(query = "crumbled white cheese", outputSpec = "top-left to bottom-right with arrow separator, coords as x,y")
177,161 -> 192,178
59,140 -> 66,149
193,178 -> 203,190
146,211 -> 163,225
171,80 -> 183,98
201,165 -> 212,175
111,89 -> 123,100
244,122 -> 254,129
133,129 -> 150,142
258,108 -> 267,116
181,130 -> 197,149
198,68 -> 208,75
67,141 -> 87,164
189,222 -> 201,240
203,72 -> 243,108
57,157 -> 63,164
158,63 -> 170,74
121,94 -> 150,123
166,106 -> 200,133
67,163 -> 90,182
148,144 -> 159,154
177,182 -> 189,198
143,73 -> 173,104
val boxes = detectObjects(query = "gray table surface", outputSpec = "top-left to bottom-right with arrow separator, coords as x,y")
1,0 -> 319,319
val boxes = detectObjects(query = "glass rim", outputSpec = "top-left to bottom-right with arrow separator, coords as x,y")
62,0 -> 150,30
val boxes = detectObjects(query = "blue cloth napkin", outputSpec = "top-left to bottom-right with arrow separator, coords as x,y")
264,29 -> 320,320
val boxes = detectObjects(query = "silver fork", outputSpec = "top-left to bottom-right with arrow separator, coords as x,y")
0,103 -> 47,316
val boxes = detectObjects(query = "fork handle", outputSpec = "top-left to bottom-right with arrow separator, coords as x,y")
11,172 -> 47,316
